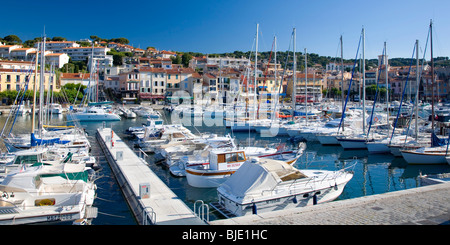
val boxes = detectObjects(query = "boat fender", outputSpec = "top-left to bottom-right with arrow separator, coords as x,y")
252,202 -> 257,215
292,196 -> 298,204
1,191 -> 8,199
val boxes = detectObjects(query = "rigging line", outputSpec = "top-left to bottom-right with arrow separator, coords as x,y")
389,43 -> 416,145
367,45 -> 386,137
402,35 -> 430,146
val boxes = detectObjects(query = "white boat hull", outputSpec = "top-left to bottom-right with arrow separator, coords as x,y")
186,169 -> 234,188
68,113 -> 121,121
317,134 -> 340,145
401,150 -> 448,165
216,171 -> 353,217
338,138 -> 369,149
366,142 -> 390,154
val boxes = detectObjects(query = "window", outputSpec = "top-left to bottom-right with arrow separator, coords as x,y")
160,81 -> 164,87
16,75 -> 20,82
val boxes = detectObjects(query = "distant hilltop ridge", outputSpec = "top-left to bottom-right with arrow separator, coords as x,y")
1,34 -> 450,68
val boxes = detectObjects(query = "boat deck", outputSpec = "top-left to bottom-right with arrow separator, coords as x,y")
96,127 -> 205,225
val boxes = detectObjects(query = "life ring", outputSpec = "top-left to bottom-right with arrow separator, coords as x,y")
374,117 -> 379,122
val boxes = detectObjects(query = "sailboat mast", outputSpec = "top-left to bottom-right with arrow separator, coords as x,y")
385,41 -> 389,130
430,20 -> 435,133
362,27 -> 366,134
38,33 -> 46,138
340,35 -> 344,114
415,39 -> 419,140
274,36 -> 278,120
292,28 -> 296,120
254,23 -> 258,121
32,43 -> 39,134
304,48 -> 308,126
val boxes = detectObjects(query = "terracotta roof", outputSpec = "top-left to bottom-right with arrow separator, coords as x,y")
62,47 -> 108,50
45,53 -> 66,56
10,48 -> 35,52
60,73 -> 91,79
139,67 -> 165,73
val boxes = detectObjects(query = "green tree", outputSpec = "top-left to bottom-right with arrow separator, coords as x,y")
109,37 -> 129,44
3,35 -> 22,44
52,36 -> 67,41
181,53 -> 192,68
171,55 -> 182,65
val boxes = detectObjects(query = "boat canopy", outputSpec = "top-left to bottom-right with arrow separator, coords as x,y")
218,158 -> 307,201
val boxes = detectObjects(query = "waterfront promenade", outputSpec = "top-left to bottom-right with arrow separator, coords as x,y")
209,181 -> 450,225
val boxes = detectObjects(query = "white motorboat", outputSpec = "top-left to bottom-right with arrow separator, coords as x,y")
137,124 -> 198,153
119,107 -> 137,119
48,103 -> 64,114
185,149 -> 248,188
0,163 -> 97,225
67,106 -> 121,121
212,157 -> 354,217
170,142 -> 304,177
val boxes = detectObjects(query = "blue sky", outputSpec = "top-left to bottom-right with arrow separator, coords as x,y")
1,0 -> 449,59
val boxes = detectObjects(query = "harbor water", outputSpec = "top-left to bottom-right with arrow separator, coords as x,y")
2,110 -> 450,225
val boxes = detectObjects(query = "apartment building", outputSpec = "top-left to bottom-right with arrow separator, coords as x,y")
286,72 -> 325,103
139,67 -> 166,101
0,45 -> 23,59
9,48 -> 37,60
0,68 -> 56,93
60,72 -> 91,86
0,60 -> 34,70
119,70 -> 140,103
63,46 -> 111,62
35,41 -> 80,53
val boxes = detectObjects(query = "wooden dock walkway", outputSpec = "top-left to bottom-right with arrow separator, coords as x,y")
96,127 -> 206,225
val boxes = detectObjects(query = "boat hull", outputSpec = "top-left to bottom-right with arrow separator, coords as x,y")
216,173 -> 353,217
185,169 -> 235,188
366,142 -> 390,154
401,150 -> 448,165
338,138 -> 371,149
317,134 -> 340,145
68,113 -> 121,121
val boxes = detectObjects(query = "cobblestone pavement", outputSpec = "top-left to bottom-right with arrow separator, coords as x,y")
209,182 -> 450,225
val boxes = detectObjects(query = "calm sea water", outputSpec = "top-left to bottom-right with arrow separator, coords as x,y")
2,110 -> 450,225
